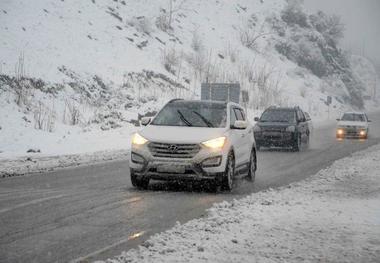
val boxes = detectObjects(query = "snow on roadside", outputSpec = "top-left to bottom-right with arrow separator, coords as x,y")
101,144 -> 380,263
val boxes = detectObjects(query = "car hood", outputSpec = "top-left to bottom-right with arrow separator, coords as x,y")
338,121 -> 368,128
139,125 -> 227,144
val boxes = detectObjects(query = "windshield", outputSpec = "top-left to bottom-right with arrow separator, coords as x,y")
151,101 -> 227,128
341,113 -> 365,122
260,110 -> 296,123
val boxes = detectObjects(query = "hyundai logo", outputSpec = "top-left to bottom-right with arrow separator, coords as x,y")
167,144 -> 178,153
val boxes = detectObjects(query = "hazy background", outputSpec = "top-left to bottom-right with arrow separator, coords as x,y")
304,0 -> 380,71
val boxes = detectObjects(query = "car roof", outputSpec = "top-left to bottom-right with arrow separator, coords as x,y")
169,99 -> 226,105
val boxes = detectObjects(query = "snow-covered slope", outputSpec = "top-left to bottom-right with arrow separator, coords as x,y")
0,0 -> 378,158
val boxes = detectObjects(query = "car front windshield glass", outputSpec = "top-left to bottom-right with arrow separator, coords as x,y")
151,101 -> 227,128
260,110 -> 296,123
341,113 -> 365,122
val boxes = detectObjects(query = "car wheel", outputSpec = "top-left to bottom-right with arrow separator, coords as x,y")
305,132 -> 310,149
130,170 -> 149,189
247,149 -> 256,182
222,152 -> 235,191
256,143 -> 261,151
293,134 -> 301,152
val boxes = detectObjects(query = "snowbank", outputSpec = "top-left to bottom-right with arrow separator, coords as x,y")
101,144 -> 380,263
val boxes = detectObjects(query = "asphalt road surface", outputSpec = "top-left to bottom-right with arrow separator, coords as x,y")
1,112 -> 380,263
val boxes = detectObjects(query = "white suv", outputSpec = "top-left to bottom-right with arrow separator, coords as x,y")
130,99 -> 257,191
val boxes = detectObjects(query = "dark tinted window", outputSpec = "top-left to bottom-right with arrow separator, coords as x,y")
152,101 -> 227,127
260,109 -> 296,123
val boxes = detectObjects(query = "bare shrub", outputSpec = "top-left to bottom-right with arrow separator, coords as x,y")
191,30 -> 203,52
63,99 -> 81,125
156,0 -> 187,32
155,12 -> 170,32
239,23 -> 269,51
162,47 -> 180,74
242,64 -> 283,109
13,52 -> 30,106
34,101 -> 55,132
186,50 -> 207,80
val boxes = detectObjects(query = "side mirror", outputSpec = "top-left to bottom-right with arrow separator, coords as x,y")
254,117 -> 259,122
368,120 -> 372,122
336,118 -> 340,121
140,117 -> 151,126
232,120 -> 248,130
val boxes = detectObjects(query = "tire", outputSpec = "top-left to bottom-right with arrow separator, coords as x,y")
293,133 -> 301,152
130,170 -> 149,189
222,152 -> 235,191
256,143 -> 261,151
247,149 -> 257,182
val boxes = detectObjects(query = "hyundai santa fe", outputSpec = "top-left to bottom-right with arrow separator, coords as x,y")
130,99 -> 257,191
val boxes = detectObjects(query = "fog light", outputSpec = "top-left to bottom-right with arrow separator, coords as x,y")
202,156 -> 222,167
131,152 -> 145,164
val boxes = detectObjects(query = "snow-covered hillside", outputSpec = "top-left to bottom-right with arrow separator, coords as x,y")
0,0 -> 378,159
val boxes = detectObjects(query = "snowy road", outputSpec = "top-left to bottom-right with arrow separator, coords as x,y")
1,112 -> 380,263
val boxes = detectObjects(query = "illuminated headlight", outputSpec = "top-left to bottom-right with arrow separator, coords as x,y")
202,156 -> 222,167
131,152 -> 145,164
336,128 -> 345,135
286,126 -> 295,132
202,137 -> 226,149
132,133 -> 148,146
359,130 -> 367,136
253,125 -> 261,132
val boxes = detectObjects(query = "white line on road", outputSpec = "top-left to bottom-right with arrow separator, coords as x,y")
70,231 -> 146,263
0,194 -> 65,214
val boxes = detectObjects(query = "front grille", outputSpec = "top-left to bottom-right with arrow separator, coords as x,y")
148,142 -> 200,159
262,126 -> 286,132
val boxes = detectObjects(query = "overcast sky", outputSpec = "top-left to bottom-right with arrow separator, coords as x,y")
304,0 -> 380,68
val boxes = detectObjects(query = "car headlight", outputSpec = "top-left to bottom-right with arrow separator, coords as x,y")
202,136 -> 226,149
253,125 -> 261,132
286,126 -> 295,132
359,129 -> 367,136
336,128 -> 344,135
132,133 -> 148,145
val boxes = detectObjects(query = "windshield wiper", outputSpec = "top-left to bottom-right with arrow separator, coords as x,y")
177,110 -> 193,126
192,111 -> 214,127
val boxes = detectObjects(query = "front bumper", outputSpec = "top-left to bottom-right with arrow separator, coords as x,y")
336,128 -> 367,139
130,142 -> 228,182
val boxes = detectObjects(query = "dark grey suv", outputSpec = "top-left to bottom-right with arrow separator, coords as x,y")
253,106 -> 310,151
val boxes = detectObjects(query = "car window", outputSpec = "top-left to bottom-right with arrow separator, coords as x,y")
234,108 -> 244,121
304,112 -> 311,121
297,110 -> 305,122
239,109 -> 246,121
151,101 -> 227,127
260,110 -> 296,123
230,107 -> 237,125
341,113 -> 365,122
